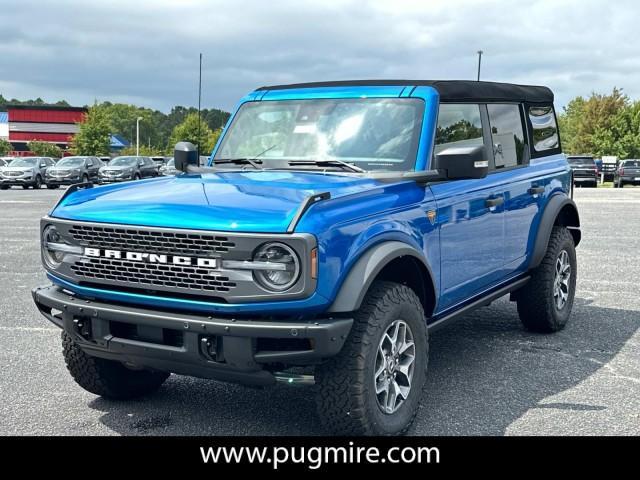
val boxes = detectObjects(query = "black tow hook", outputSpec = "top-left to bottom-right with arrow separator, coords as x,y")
200,336 -> 223,362
73,318 -> 92,341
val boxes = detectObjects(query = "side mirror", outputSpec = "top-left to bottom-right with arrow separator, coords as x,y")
434,145 -> 488,180
174,142 -> 198,172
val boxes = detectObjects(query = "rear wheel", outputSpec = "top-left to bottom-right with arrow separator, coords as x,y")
82,173 -> 89,183
33,175 -> 42,189
315,281 -> 428,435
516,227 -> 577,333
62,332 -> 169,399
134,173 -> 141,181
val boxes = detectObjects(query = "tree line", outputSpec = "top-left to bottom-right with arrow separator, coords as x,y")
3,89 -> 640,160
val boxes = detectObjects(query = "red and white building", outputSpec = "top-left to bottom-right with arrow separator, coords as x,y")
6,105 -> 87,156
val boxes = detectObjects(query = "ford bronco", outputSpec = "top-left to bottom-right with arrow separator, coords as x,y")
32,80 -> 580,435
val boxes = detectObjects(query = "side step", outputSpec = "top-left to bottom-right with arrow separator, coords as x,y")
427,276 -> 530,333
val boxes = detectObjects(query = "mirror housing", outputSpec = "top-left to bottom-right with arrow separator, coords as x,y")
434,145 -> 489,180
174,142 -> 198,172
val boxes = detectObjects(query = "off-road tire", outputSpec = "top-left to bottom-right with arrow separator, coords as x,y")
315,281 -> 428,435
516,226 -> 577,333
62,331 -> 169,399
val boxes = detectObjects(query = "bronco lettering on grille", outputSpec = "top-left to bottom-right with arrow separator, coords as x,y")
83,247 -> 218,268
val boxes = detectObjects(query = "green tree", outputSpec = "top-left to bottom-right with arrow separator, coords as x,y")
27,140 -> 62,158
70,104 -> 111,155
0,138 -> 12,156
558,88 -> 628,155
168,112 -> 221,155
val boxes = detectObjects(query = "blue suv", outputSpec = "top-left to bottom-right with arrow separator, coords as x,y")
32,80 -> 581,435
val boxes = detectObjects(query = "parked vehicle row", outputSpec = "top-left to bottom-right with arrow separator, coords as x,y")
0,155 -> 179,189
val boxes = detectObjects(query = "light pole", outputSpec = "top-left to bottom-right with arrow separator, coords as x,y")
136,116 -> 143,156
477,50 -> 483,81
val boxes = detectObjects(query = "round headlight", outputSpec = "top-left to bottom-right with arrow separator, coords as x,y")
42,225 -> 66,269
253,242 -> 300,292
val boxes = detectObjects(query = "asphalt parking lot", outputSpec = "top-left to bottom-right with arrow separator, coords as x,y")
0,186 -> 638,436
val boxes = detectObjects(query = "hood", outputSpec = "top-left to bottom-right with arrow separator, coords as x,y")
1,166 -> 35,172
51,171 -> 388,233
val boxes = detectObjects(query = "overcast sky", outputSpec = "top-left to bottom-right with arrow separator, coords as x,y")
1,0 -> 638,113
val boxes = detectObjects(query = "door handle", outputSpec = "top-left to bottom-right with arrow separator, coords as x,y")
485,197 -> 504,208
528,186 -> 545,195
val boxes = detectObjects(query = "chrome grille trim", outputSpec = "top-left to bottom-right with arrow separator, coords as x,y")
71,257 -> 237,293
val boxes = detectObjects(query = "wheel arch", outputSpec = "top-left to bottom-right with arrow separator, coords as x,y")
327,241 -> 437,317
529,194 -> 581,269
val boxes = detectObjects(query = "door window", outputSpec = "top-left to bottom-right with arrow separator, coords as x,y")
487,104 -> 526,169
434,104 -> 484,155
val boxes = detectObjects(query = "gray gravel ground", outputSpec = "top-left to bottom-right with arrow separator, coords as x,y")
0,186 -> 638,435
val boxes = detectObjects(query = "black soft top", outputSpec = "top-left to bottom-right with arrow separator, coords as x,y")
255,80 -> 553,104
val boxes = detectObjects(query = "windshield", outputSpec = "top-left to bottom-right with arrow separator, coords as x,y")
214,98 -> 425,172
56,157 -> 85,167
109,157 -> 137,167
568,157 -> 595,165
9,158 -> 39,167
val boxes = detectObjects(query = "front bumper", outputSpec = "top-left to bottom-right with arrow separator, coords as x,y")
1,176 -> 35,185
99,176 -> 130,183
46,177 -> 81,186
32,284 -> 352,386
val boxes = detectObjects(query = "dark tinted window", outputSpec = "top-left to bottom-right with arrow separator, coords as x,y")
568,157 -> 595,165
622,160 -> 640,167
434,104 -> 483,154
529,105 -> 559,152
487,104 -> 525,168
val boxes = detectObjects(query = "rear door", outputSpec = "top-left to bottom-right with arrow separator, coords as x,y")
429,103 -> 506,311
486,104 -> 539,269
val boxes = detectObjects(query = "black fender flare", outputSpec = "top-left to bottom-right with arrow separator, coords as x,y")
529,194 -> 581,269
328,241 -> 436,313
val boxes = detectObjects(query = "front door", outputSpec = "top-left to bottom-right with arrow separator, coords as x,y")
429,103 -> 505,311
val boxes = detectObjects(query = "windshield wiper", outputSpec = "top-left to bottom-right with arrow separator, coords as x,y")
215,144 -> 279,170
288,159 -> 366,173
215,158 -> 264,169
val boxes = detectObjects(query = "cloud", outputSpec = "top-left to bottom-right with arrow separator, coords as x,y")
0,0 -> 638,112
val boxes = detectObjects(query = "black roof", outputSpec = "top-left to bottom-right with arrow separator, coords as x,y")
256,80 -> 553,104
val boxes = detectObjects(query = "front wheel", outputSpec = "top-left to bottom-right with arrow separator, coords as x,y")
315,281 -> 428,435
62,332 -> 169,399
33,175 -> 42,189
516,226 -> 577,333
133,173 -> 141,181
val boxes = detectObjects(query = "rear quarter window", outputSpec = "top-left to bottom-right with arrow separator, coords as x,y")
529,105 -> 559,152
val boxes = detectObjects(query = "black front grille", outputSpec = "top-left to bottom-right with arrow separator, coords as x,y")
71,257 -> 237,293
68,224 -> 236,257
